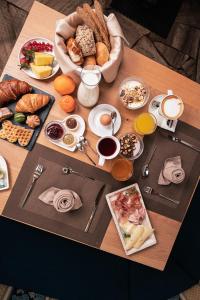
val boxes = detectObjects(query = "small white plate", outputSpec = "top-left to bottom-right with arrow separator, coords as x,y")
18,37 -> 59,80
88,104 -> 121,137
0,155 -> 9,191
106,183 -> 156,256
45,114 -> 85,152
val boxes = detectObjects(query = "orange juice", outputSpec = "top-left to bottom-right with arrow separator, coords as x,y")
133,112 -> 157,135
111,158 -> 133,181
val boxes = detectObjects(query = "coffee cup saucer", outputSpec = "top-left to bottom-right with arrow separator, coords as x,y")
88,104 -> 121,137
148,95 -> 178,132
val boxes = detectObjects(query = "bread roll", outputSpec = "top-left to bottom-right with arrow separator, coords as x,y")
84,55 -> 96,66
96,42 -> 109,66
66,37 -> 84,65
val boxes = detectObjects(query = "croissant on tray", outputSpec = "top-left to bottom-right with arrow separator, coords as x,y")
16,94 -> 50,113
0,79 -> 32,106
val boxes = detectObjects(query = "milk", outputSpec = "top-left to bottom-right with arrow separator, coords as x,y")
77,69 -> 101,108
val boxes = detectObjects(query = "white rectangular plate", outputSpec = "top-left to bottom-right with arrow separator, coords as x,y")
106,183 -> 157,256
0,155 -> 9,191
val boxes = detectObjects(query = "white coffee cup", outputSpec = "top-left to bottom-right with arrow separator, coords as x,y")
96,136 -> 120,166
159,90 -> 184,120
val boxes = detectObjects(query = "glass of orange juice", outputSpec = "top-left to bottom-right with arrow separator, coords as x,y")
111,158 -> 133,181
133,112 -> 157,135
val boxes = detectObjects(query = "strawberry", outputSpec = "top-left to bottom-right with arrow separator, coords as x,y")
19,57 -> 30,69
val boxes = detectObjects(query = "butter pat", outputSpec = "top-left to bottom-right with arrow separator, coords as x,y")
34,52 -> 54,66
30,63 -> 52,78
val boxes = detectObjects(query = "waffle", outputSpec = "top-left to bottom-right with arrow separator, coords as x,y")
0,129 -> 6,139
18,127 -> 33,146
0,120 -> 34,146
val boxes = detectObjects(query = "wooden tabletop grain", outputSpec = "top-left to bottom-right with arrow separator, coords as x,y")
0,1 -> 200,271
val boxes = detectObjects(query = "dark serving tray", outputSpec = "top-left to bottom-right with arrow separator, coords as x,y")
0,74 -> 55,151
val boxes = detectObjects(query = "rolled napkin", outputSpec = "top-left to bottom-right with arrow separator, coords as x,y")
38,187 -> 82,213
158,156 -> 185,185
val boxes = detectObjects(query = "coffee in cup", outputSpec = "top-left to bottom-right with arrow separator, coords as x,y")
96,136 -> 120,166
159,90 -> 184,120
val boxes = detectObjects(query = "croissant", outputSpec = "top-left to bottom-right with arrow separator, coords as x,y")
0,79 -> 32,106
16,94 -> 50,113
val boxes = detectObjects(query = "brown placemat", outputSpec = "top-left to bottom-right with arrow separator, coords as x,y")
2,143 -> 118,247
133,121 -> 200,222
24,157 -> 105,233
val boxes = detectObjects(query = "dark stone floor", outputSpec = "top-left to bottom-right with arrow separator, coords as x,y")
1,0 -> 200,83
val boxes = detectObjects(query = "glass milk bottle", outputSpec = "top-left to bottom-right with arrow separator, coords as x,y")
77,65 -> 101,108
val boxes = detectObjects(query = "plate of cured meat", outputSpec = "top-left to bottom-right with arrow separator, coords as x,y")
106,183 -> 157,255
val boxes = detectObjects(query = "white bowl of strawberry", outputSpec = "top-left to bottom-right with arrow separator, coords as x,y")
19,37 -> 59,80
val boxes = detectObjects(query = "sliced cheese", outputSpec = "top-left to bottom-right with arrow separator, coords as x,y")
120,221 -> 136,235
134,226 -> 154,249
125,225 -> 144,251
30,63 -> 52,78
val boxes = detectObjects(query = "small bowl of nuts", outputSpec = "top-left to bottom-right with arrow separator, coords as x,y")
119,132 -> 144,160
119,77 -> 150,110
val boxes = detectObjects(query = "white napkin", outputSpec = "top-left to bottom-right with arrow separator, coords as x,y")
158,156 -> 185,185
39,187 -> 82,213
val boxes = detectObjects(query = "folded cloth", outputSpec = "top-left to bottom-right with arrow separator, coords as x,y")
38,187 -> 82,213
158,156 -> 185,185
54,12 -> 128,83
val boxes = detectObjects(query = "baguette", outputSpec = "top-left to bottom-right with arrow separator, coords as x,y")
76,6 -> 102,42
94,0 -> 109,35
83,3 -> 111,51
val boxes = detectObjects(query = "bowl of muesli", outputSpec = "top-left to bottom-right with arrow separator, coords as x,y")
119,77 -> 150,110
119,132 -> 144,160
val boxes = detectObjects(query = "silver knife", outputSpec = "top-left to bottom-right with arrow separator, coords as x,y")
84,185 -> 105,233
168,135 -> 200,152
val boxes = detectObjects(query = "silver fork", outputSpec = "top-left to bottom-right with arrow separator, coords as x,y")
21,164 -> 44,208
143,186 -> 179,206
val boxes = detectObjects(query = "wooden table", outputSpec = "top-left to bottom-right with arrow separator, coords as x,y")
0,1 -> 200,271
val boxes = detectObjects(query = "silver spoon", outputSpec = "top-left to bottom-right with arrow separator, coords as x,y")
76,142 -> 96,166
79,136 -> 97,155
62,167 -> 94,180
141,145 -> 157,178
111,111 -> 117,135
143,186 -> 179,205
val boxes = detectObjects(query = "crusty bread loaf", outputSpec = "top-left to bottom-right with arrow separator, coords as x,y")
75,25 -> 96,57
